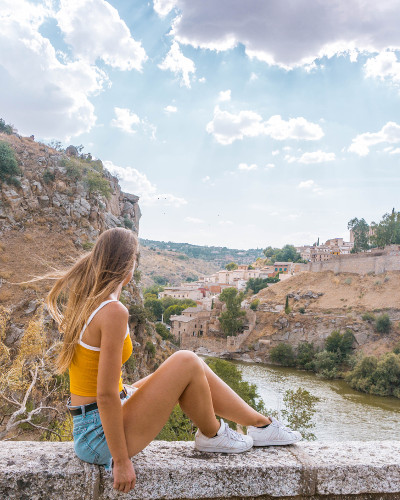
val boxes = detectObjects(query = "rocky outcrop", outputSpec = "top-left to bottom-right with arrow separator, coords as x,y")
0,133 -> 140,244
1,441 -> 400,499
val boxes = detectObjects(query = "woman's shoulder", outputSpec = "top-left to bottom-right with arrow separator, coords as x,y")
95,300 -> 129,329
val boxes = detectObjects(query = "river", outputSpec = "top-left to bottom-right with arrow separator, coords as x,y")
232,360 -> 400,441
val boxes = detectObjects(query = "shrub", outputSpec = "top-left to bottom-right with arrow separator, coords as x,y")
285,295 -> 291,314
0,141 -> 21,184
0,118 -> 13,134
85,170 -> 112,199
312,351 -> 339,379
362,312 -> 376,323
123,215 -> 133,229
393,342 -> 400,355
155,323 -> 173,341
250,299 -> 260,311
298,306 -> 305,314
296,342 -> 316,370
62,158 -> 82,181
270,343 -> 296,366
82,241 -> 94,251
144,298 -> 163,322
344,277 -> 352,285
375,313 -> 391,334
145,341 -> 156,358
43,169 -> 55,184
129,304 -> 148,325
325,329 -> 355,361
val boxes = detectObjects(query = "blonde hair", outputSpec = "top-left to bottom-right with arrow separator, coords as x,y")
45,228 -> 139,373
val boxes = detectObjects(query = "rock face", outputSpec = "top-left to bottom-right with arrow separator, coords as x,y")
1,440 -> 400,499
0,133 -> 140,241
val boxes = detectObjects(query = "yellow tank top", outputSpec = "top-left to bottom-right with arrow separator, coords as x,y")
69,300 -> 133,397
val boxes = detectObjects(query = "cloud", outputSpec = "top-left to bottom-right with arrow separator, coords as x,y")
164,105 -> 178,113
218,89 -> 231,101
272,150 -> 280,156
111,107 -> 141,133
0,1 -> 106,140
265,163 -> 275,169
158,41 -> 195,87
238,163 -> 258,171
206,106 -> 324,145
349,121 -> 400,156
284,150 -> 335,163
56,0 -> 147,71
390,147 -> 400,154
364,50 -> 400,84
156,1 -> 400,69
104,160 -> 187,207
184,217 -> 204,224
219,220 -> 233,225
298,179 -> 323,194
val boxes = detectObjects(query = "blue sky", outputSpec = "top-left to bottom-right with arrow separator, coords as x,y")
1,0 -> 400,248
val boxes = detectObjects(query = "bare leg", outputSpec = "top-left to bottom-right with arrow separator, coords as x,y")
180,358 -> 270,427
122,350 -> 220,457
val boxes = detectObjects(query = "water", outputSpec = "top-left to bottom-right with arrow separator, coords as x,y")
233,361 -> 400,441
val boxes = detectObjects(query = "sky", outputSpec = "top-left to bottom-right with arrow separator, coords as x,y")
1,0 -> 400,249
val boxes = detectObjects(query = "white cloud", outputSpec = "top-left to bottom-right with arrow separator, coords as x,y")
284,155 -> 297,164
272,150 -> 280,156
158,41 -> 195,88
158,1 -> 400,69
164,105 -> 178,113
198,76 -> 206,83
202,175 -> 210,182
238,163 -> 258,171
153,0 -> 178,16
298,179 -> 323,194
298,151 -> 336,163
218,89 -> 231,102
104,160 -> 187,207
265,163 -> 275,169
365,50 -> 400,84
390,147 -> 400,154
349,121 -> 400,156
249,72 -> 258,81
185,217 -> 204,224
206,106 -> 323,145
0,2 -> 106,139
56,0 -> 147,71
111,107 -> 141,134
219,220 -> 233,225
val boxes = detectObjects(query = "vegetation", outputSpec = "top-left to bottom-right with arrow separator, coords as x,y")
361,312 -> 375,323
348,208 -> 400,251
281,388 -> 320,441
270,343 -> 296,366
245,276 -> 279,294
348,217 -> 370,252
145,341 -> 156,358
0,118 -> 14,135
218,288 -> 246,337
0,141 -> 21,186
263,244 -> 306,264
375,313 -> 391,334
285,295 -> 291,314
296,342 -> 316,370
143,292 -> 197,325
61,157 -> 112,199
140,239 -> 264,265
42,169 -> 55,184
154,323 -> 174,342
225,262 -> 238,270
250,299 -> 260,311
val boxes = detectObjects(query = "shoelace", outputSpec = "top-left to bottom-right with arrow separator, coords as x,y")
225,424 -> 244,441
271,417 -> 295,434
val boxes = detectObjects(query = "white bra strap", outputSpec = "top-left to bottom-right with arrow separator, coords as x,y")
79,299 -> 119,341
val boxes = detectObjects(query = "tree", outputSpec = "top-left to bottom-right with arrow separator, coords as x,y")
285,295 -> 291,314
282,388 -> 320,441
325,329 -> 355,362
347,217 -> 370,252
375,313 -> 391,334
225,262 -> 238,271
0,141 -> 21,185
263,244 -> 304,264
296,342 -> 316,370
218,288 -> 246,337
370,208 -> 400,247
246,277 -> 279,294
270,343 -> 296,366
144,298 -> 163,322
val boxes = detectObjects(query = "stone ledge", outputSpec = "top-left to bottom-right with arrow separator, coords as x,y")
1,441 -> 400,499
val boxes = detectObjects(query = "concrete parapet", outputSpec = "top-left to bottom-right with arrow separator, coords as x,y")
1,440 -> 400,499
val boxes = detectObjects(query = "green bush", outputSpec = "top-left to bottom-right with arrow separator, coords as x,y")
281,388 -> 320,441
43,169 -> 55,184
285,295 -> 291,314
393,342 -> 400,355
144,298 -> 163,322
129,304 -> 148,325
85,169 -> 112,199
270,343 -> 296,366
155,322 -> 173,341
62,158 -> 82,181
0,141 -> 21,184
312,351 -> 339,379
123,215 -> 133,229
82,241 -> 94,251
375,313 -> 391,334
361,312 -> 376,323
0,118 -> 13,135
298,307 -> 305,314
250,299 -> 260,311
155,405 -> 195,441
296,342 -> 316,370
145,341 -> 156,358
325,329 -> 355,362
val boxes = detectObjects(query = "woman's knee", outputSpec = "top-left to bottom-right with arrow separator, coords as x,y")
169,350 -> 202,371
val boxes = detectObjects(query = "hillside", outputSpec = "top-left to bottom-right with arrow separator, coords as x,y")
244,270 -> 400,359
140,238 -> 264,266
138,245 -> 221,287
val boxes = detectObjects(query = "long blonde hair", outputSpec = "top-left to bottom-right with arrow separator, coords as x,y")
45,228 -> 138,373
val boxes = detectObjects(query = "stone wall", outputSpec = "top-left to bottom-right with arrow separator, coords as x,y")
1,441 -> 400,499
306,246 -> 400,275
181,330 -> 251,353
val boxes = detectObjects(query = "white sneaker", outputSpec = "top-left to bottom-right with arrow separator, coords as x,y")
247,417 -> 302,446
195,419 -> 253,453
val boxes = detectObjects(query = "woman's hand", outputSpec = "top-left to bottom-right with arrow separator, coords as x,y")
113,458 -> 136,492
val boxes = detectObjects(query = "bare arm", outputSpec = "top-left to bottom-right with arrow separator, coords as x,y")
97,303 -> 135,493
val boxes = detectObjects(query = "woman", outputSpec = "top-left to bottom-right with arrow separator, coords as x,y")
46,227 -> 301,493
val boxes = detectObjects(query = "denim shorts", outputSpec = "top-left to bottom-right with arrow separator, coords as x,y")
68,386 -> 137,471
